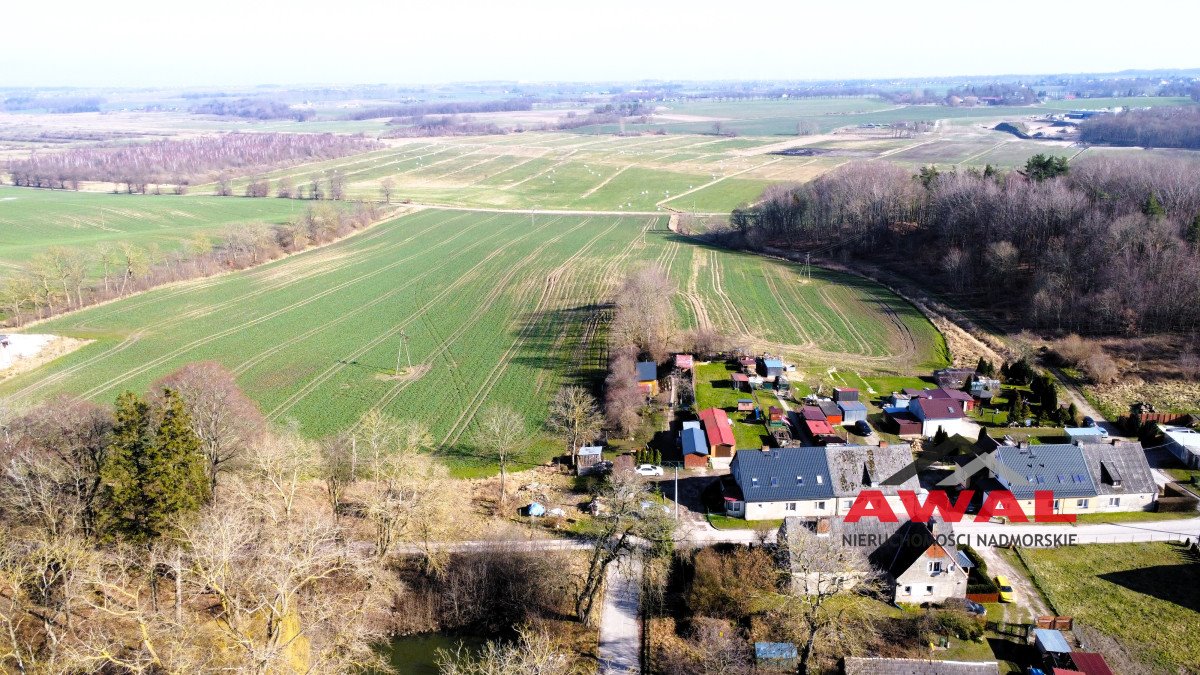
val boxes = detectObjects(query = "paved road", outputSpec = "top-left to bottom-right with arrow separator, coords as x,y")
598,555 -> 642,675
954,515 -> 1200,545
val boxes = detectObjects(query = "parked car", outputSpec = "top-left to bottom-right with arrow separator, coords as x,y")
995,575 -> 1015,603
943,597 -> 987,617
1082,416 -> 1096,428
854,419 -> 872,436
635,464 -> 664,477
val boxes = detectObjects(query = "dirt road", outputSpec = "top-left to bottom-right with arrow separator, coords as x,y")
598,555 -> 642,674
972,546 -> 1048,623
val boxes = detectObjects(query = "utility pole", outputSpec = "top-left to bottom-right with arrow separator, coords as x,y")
805,252 -> 812,278
674,464 -> 679,522
396,331 -> 411,375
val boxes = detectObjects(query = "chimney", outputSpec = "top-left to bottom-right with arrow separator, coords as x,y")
879,441 -> 888,448
1017,441 -> 1027,449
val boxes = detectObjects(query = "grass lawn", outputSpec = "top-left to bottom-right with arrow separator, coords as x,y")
1021,542 -> 1200,672
693,362 -> 773,450
705,513 -> 782,530
1166,468 -> 1200,497
1072,510 -> 1198,524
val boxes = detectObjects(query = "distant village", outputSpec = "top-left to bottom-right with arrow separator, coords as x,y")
577,349 -> 1200,674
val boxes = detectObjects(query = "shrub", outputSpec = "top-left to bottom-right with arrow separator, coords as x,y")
933,610 -> 985,641
1083,352 -> 1120,384
686,546 -> 777,620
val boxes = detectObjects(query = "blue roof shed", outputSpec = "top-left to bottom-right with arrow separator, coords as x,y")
838,400 -> 868,423
755,642 -> 798,664
682,427 -> 708,456
636,361 -> 657,382
1034,628 -> 1071,654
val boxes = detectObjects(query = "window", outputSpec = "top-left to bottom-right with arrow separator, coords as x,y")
1076,498 -> 1089,509
769,477 -> 779,487
928,561 -> 943,574
1108,497 -> 1121,507
786,502 -> 797,511
1053,499 -> 1061,513
843,499 -> 854,510
751,478 -> 758,487
925,585 -> 933,596
795,475 -> 804,485
903,586 -> 911,595
816,501 -> 826,510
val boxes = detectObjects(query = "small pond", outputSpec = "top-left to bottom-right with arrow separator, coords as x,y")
374,632 -> 487,675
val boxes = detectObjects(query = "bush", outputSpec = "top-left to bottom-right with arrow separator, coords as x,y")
686,547 -> 777,621
1053,334 -> 1098,367
1083,352 -> 1120,384
933,610 -> 985,641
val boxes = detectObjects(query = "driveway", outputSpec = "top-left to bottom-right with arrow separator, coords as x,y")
598,555 -> 642,674
973,545 -> 1049,623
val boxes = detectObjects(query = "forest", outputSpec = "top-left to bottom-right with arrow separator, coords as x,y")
4,133 -> 380,190
190,98 -> 314,121
1080,106 -> 1200,149
726,154 -> 1200,335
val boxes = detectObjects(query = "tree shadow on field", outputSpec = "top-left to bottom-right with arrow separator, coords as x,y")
1096,543 -> 1200,614
508,302 -> 611,396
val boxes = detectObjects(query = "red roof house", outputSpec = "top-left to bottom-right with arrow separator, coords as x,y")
804,419 -> 834,438
674,354 -> 694,370
699,407 -> 736,458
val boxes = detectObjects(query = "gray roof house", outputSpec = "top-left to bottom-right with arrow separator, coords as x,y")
1162,425 -> 1200,469
824,443 -> 918,515
1077,441 -> 1158,511
991,444 -> 1097,500
728,448 -> 835,520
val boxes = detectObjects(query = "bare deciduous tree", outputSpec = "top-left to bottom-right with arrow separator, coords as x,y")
472,405 -> 526,512
546,386 -> 602,465
575,473 -> 675,625
152,362 -> 266,494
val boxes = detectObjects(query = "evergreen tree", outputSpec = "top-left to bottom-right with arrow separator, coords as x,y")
1143,192 -> 1166,218
1187,213 -> 1200,251
975,357 -> 995,377
1067,402 -> 1080,426
932,427 -> 949,446
1025,154 -> 1069,181
101,389 -> 209,543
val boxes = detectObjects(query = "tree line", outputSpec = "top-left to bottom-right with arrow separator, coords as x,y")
190,98 -> 314,121
1080,106 -> 1200,149
1,202 -> 381,326
346,98 -> 534,121
4,132 -> 380,192
725,154 -> 1200,335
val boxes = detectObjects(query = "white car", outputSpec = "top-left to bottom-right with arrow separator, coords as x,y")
635,464 -> 664,477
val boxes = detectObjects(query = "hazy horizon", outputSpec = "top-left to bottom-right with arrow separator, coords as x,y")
6,0 -> 1199,89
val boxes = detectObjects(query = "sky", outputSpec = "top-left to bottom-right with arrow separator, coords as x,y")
4,0 -> 1198,88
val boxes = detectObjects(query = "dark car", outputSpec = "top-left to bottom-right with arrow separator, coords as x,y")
854,419 -> 872,436
942,597 -> 987,617
1082,416 -> 1096,428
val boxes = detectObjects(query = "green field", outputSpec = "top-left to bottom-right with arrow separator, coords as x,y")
1021,542 -> 1200,672
0,185 -> 317,271
1,208 -> 945,474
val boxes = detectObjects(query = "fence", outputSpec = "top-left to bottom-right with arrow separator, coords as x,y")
966,592 -> 1000,603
